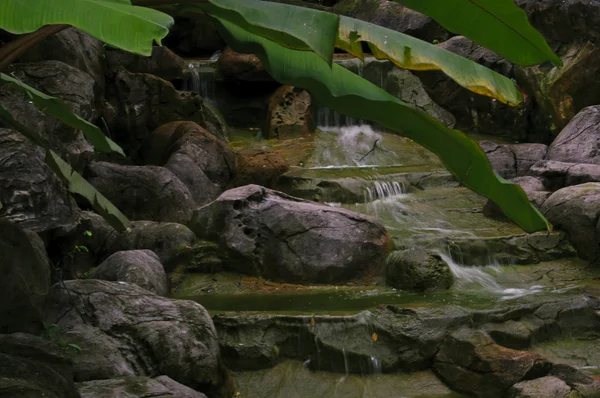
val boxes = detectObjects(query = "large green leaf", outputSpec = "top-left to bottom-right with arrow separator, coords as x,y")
184,0 -> 339,64
397,0 -> 562,67
214,18 -> 550,233
337,16 -> 522,106
45,150 -> 130,232
0,0 -> 173,56
0,73 -> 125,156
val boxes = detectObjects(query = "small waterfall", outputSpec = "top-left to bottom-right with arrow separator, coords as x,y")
185,52 -> 221,104
342,348 -> 349,376
365,181 -> 407,202
369,356 -> 382,375
437,251 -> 545,301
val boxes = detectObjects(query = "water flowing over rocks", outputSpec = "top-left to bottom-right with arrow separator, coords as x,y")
190,184 -> 391,283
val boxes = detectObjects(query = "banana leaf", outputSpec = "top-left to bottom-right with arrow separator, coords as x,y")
397,0 -> 562,67
214,17 -> 551,233
0,0 -> 173,56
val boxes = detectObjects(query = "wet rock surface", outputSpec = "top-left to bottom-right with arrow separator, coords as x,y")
190,184 -> 390,283
264,85 -> 315,139
385,249 -> 454,292
77,376 -> 208,398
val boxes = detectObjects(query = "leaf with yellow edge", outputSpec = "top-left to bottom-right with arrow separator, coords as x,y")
337,16 -> 523,106
371,333 -> 378,342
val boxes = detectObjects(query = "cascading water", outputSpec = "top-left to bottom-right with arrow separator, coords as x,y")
184,50 -> 222,105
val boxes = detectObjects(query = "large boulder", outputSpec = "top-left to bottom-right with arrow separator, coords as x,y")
385,249 -> 454,292
0,128 -> 78,233
541,183 -> 600,261
106,46 -> 189,83
45,280 -> 233,398
480,141 -> 548,179
332,0 -> 449,43
0,221 -> 50,334
87,162 -> 195,224
264,85 -> 316,139
190,184 -> 391,283
77,376 -> 207,398
434,327 -> 551,398
515,42 -> 600,135
0,333 -> 79,398
546,105 -> 600,164
218,47 -> 273,82
230,148 -> 289,188
89,250 -> 169,296
529,160 -> 600,191
105,68 -> 227,157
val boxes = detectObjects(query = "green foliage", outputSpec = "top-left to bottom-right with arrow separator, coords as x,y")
215,18 -> 550,233
396,0 -> 562,67
0,0 -> 173,56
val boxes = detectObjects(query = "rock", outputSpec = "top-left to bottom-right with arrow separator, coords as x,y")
1,61 -> 96,165
19,27 -> 106,101
483,175 -> 552,219
416,36 -> 535,142
218,47 -> 273,82
87,162 -> 195,224
385,249 -> 454,292
89,250 -> 169,296
480,141 -> 548,179
54,211 -> 199,274
547,106 -> 600,165
434,327 -> 551,398
529,160 -> 600,191
515,42 -> 600,135
332,0 -> 449,43
0,128 -> 79,233
106,46 -> 189,82
0,333 -> 79,398
230,148 -> 289,188
45,280 -> 233,398
105,68 -> 227,157
508,376 -> 576,398
264,85 -> 315,139
515,0 -> 600,44
161,123 -> 235,207
0,221 -> 50,334
190,184 -> 390,283
164,15 -> 225,57
541,183 -> 600,260
77,376 -> 207,398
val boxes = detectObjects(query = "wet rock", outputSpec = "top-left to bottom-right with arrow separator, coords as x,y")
77,376 -> 207,398
190,184 -> 390,283
416,36 -> 534,141
106,46 -> 188,82
45,279 -> 233,398
385,249 -> 454,292
332,0 -> 449,43
89,250 -> 168,296
508,376 -> 575,398
218,47 -> 273,82
264,85 -> 315,139
0,128 -> 78,233
529,160 -> 600,191
541,183 -> 600,260
87,162 -> 194,224
0,333 -> 79,398
19,27 -> 106,101
547,106 -> 600,165
434,327 -> 551,398
164,15 -> 225,57
230,148 -> 289,188
55,211 -> 199,274
105,68 -> 227,157
483,176 -> 553,221
480,141 -> 548,179
515,43 -> 600,135
0,221 -> 50,334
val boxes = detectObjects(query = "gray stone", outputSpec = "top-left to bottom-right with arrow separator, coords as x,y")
529,160 -> 600,191
508,376 -> 575,398
541,183 -> 600,260
547,105 -> 600,165
385,249 -> 454,292
190,184 -> 391,283
0,333 -> 79,398
480,141 -> 548,179
77,376 -> 207,398
45,280 -> 233,398
89,250 -> 168,296
87,162 -> 195,224
0,221 -> 50,334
